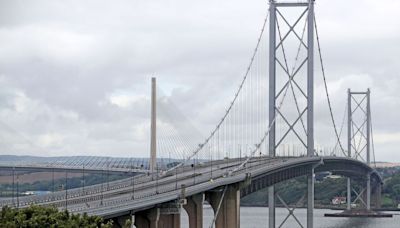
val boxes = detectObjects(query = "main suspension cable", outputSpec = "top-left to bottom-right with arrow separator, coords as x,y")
370,106 -> 376,168
166,9 -> 271,173
314,14 -> 346,156
230,80 -> 292,174
332,103 -> 347,155
231,6 -> 311,173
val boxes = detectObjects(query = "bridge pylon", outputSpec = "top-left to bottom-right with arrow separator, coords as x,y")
346,88 -> 374,210
268,0 -> 315,227
150,77 -> 157,174
347,89 -> 371,165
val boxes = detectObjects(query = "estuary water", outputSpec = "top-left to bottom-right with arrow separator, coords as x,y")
181,206 -> 399,228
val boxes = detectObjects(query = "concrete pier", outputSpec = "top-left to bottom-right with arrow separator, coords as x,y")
183,194 -> 204,228
134,207 -> 181,228
206,184 -> 240,228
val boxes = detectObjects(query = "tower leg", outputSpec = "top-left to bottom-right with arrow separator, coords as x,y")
307,170 -> 314,228
347,178 -> 351,210
306,0 -> 315,225
268,0 -> 276,226
373,183 -> 382,209
366,174 -> 371,210
268,186 -> 275,228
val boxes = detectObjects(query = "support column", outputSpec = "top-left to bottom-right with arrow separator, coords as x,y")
366,174 -> 371,210
134,213 -> 150,228
347,89 -> 352,158
307,169 -> 314,228
183,194 -> 204,228
307,0 -> 315,159
148,208 -> 160,228
158,214 -> 180,228
134,208 -> 160,228
366,89 -> 371,165
347,178 -> 351,210
206,185 -> 240,228
268,186 -> 275,228
112,215 -> 131,228
134,207 -> 180,228
347,89 -> 352,212
268,1 -> 276,227
372,183 -> 382,209
366,89 -> 372,210
307,1 -> 315,228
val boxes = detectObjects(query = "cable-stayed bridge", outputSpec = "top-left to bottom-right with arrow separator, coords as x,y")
0,1 -> 383,228
0,156 -> 150,174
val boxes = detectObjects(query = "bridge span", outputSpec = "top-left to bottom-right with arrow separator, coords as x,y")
0,164 -> 145,175
0,156 -> 382,227
0,0 -> 383,227
0,156 -> 149,174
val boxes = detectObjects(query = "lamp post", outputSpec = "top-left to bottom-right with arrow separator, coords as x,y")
192,162 -> 195,185
155,164 -> 159,194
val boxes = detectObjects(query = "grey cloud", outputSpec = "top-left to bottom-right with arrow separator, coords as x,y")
0,0 -> 399,161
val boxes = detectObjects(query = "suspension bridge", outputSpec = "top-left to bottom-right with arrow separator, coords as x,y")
0,1 -> 383,228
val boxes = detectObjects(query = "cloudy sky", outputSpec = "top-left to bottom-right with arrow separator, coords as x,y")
0,0 -> 399,161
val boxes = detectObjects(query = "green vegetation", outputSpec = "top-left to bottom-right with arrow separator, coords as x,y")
241,176 -> 351,207
0,205 -> 113,227
381,194 -> 394,207
0,173 -> 129,197
382,170 -> 400,207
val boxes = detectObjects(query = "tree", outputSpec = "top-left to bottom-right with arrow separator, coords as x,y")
0,205 -> 113,228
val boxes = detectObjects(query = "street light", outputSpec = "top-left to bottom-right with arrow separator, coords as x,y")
191,163 -> 195,185
175,165 -> 178,190
156,165 -> 159,194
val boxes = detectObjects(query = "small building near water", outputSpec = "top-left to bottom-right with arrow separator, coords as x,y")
332,196 -> 346,205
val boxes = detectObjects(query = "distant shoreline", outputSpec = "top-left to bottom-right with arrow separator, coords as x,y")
240,204 -> 400,211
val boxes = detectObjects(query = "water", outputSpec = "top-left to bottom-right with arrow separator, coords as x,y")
181,206 -> 399,228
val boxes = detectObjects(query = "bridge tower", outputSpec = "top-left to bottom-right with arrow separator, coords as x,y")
346,89 -> 372,210
268,0 -> 315,227
150,77 -> 157,173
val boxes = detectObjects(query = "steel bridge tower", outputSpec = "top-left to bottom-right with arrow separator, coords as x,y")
268,0 -> 315,227
346,89 -> 372,210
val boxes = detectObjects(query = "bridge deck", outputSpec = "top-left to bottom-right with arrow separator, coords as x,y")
0,156 -> 380,219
